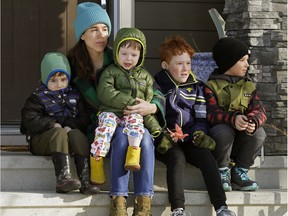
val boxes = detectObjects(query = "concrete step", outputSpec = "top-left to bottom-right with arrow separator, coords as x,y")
1,126 -> 26,146
1,189 -> 287,216
1,151 -> 287,192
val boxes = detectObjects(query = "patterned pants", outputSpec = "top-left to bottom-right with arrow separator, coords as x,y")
90,112 -> 145,157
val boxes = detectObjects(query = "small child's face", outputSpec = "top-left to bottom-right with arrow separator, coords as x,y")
47,73 -> 69,91
118,45 -> 140,70
225,55 -> 249,77
163,52 -> 191,83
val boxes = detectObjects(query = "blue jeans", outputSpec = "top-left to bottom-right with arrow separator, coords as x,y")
109,126 -> 155,197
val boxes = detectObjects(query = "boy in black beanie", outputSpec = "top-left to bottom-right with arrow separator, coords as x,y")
204,37 -> 267,192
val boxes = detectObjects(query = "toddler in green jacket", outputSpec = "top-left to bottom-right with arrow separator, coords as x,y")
90,27 -> 162,175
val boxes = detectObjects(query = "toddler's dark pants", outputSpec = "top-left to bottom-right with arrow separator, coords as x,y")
30,127 -> 90,156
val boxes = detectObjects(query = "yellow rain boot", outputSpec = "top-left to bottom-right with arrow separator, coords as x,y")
90,156 -> 105,185
124,146 -> 141,171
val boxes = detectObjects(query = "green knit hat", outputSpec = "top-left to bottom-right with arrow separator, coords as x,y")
41,52 -> 71,86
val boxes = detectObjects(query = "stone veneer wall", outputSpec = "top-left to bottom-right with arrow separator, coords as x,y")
223,0 -> 287,155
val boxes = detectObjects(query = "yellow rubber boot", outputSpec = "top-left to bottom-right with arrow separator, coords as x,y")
124,146 -> 141,171
90,156 -> 105,185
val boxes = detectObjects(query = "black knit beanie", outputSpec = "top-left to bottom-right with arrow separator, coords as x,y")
212,37 -> 250,74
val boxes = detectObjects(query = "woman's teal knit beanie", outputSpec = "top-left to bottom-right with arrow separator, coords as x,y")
41,52 -> 71,86
74,2 -> 111,41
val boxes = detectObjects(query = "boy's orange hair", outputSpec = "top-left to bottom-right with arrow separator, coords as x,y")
159,35 -> 195,63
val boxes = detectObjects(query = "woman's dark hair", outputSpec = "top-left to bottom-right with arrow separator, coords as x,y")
67,40 -> 94,80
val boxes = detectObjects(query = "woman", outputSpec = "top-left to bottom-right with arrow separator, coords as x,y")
67,2 -> 166,215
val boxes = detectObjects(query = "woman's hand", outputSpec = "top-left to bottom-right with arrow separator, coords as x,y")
124,98 -> 157,116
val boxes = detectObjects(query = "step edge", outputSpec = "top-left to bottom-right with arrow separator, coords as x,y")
1,190 -> 287,207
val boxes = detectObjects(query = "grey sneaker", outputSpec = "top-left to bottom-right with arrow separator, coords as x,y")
219,167 -> 232,192
231,167 -> 258,191
170,208 -> 191,216
216,206 -> 236,216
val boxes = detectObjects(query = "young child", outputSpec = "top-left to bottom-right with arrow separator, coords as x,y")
154,35 -> 236,216
203,37 -> 267,192
90,27 -> 162,173
21,52 -> 99,195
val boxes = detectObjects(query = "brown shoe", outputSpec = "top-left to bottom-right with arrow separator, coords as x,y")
110,196 -> 128,216
132,196 -> 152,216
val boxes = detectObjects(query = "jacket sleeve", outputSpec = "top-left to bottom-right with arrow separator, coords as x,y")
151,87 -> 166,129
62,96 -> 90,133
191,85 -> 210,134
203,85 -> 241,127
246,90 -> 267,129
73,77 -> 101,113
21,94 -> 56,134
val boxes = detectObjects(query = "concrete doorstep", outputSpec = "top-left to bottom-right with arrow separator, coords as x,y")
1,151 -> 287,191
0,151 -> 287,216
1,189 -> 287,216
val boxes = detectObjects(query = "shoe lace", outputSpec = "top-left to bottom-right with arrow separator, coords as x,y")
171,208 -> 191,216
235,167 -> 250,181
219,168 -> 230,181
216,206 -> 236,216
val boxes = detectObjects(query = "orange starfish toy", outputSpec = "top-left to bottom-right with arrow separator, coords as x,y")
166,124 -> 189,140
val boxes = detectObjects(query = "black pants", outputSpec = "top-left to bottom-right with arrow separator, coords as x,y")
156,143 -> 227,211
209,124 -> 266,169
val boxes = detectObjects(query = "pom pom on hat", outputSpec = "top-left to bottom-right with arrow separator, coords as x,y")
74,2 -> 111,41
41,52 -> 71,86
212,37 -> 250,74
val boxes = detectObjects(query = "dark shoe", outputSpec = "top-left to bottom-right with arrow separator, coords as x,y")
170,208 -> 191,216
110,196 -> 128,216
231,167 -> 258,191
216,206 -> 236,216
219,167 -> 232,192
52,152 -> 81,193
132,196 -> 152,216
74,154 -> 100,195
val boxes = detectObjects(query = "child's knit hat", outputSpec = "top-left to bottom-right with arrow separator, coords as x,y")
74,2 -> 111,41
41,52 -> 71,86
212,37 -> 250,74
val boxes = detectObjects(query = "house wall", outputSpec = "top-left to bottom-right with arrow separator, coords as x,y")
134,0 -> 226,75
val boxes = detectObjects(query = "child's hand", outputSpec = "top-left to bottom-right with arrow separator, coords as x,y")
64,126 -> 71,133
246,119 -> 256,134
166,124 -> 188,142
54,123 -> 62,128
93,154 -> 102,161
235,115 -> 249,131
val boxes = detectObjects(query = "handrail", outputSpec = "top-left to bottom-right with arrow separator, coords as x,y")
208,8 -> 226,39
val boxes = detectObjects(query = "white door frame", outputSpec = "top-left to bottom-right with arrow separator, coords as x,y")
112,0 -> 135,39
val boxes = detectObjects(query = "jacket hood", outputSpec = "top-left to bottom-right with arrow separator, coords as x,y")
41,52 -> 71,86
113,28 -> 146,71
